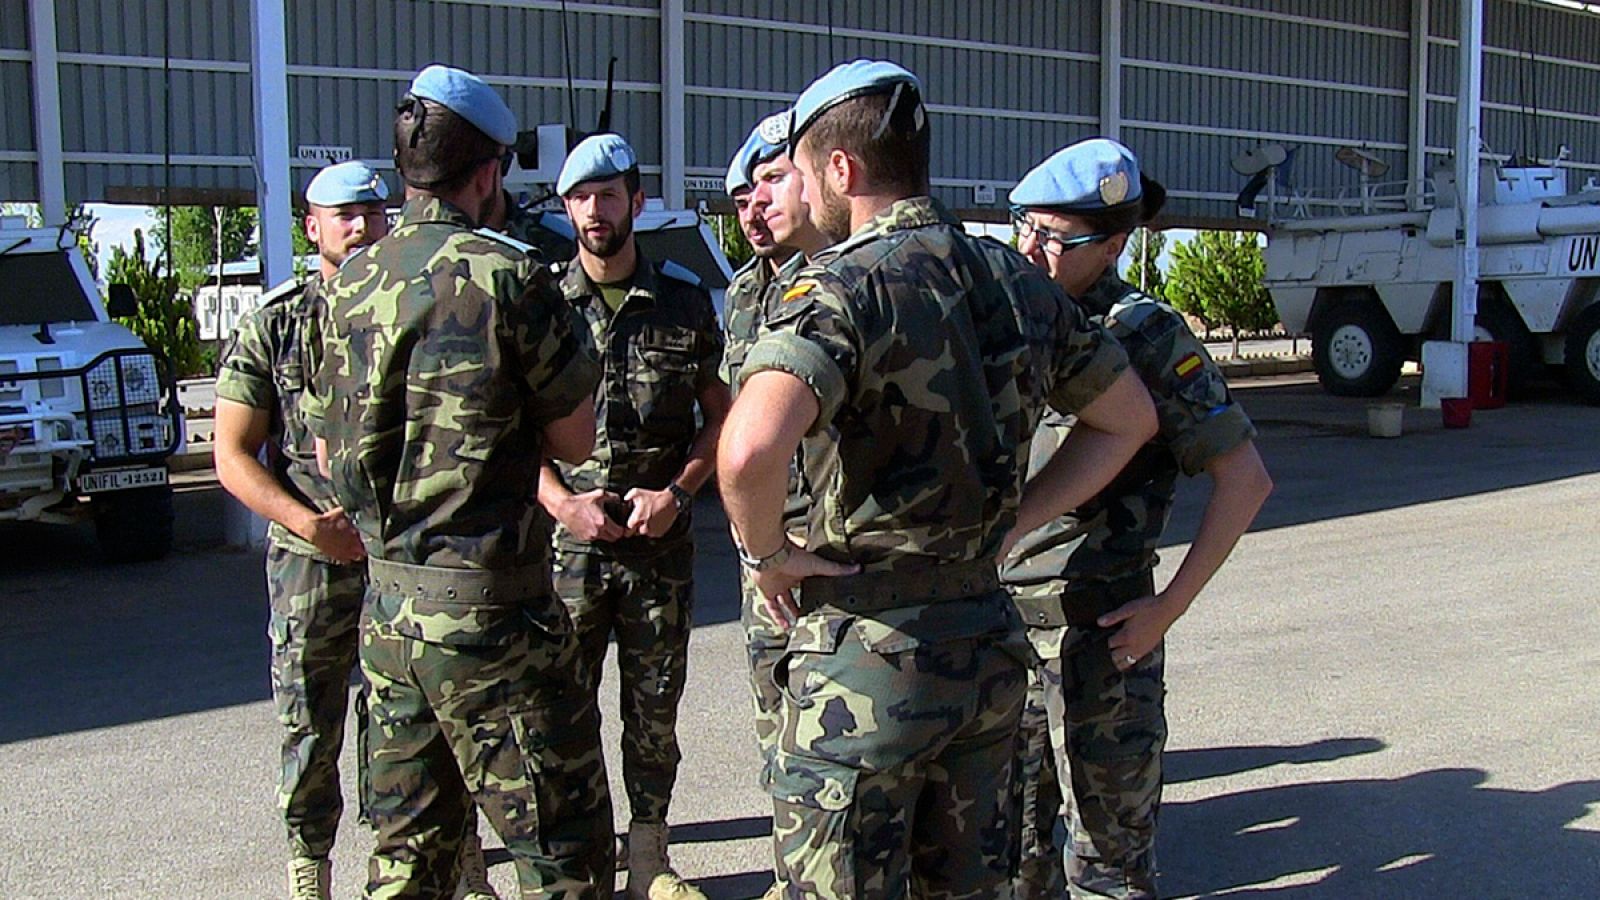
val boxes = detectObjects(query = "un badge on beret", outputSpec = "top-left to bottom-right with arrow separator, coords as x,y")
1100,171 -> 1130,206
758,112 -> 790,146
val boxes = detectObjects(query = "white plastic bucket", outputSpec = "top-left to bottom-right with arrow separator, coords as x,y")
1367,402 -> 1404,438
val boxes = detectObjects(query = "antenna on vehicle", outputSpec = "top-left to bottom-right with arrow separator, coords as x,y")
595,56 -> 617,135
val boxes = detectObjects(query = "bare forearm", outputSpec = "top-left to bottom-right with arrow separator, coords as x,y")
537,463 -> 574,515
1160,441 -> 1273,613
718,372 -> 814,556
1015,425 -> 1145,537
215,445 -> 315,536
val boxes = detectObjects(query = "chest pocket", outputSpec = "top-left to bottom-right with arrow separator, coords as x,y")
627,326 -> 701,436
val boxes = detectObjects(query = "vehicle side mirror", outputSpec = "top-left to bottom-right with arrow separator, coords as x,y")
107,283 -> 137,318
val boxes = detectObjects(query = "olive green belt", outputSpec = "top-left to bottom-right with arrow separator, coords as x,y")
1012,570 -> 1155,629
800,558 -> 1002,616
366,557 -> 548,606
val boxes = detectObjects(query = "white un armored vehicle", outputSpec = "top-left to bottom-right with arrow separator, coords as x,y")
1,217 -> 182,561
1239,146 -> 1600,402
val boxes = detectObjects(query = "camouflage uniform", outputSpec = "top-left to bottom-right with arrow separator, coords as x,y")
722,253 -> 813,785
1005,271 -> 1257,899
739,196 -> 1129,898
501,191 -> 577,264
550,255 -> 723,826
303,195 -> 611,899
215,276 -> 369,863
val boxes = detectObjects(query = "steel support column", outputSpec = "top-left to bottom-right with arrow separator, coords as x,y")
26,0 -> 66,226
661,0 -> 686,209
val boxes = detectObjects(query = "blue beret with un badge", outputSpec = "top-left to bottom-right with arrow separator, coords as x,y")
408,64 -> 518,146
725,112 -> 790,196
789,59 -> 925,147
557,133 -> 639,196
1009,137 -> 1167,221
305,161 -> 389,208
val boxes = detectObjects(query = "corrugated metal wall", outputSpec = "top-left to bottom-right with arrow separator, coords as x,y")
5,0 -> 1600,223
0,0 -> 35,200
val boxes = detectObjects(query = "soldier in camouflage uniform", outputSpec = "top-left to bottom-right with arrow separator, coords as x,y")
718,62 -> 1158,899
1004,139 -> 1274,899
722,112 -> 830,794
302,65 -> 611,899
214,161 -> 388,900
535,133 -> 728,900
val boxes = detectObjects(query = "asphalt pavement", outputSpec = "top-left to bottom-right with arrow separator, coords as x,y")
3,373 -> 1598,898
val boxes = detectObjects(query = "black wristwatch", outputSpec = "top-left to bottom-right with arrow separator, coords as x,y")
667,482 -> 693,514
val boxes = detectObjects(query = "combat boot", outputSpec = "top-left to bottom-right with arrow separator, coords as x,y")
625,822 -> 707,900
454,832 -> 500,900
285,856 -> 330,900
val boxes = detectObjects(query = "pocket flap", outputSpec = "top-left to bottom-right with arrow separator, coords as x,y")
768,750 -> 858,812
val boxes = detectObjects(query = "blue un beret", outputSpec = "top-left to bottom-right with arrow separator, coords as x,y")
558,133 -> 639,196
725,112 -> 790,196
305,161 -> 389,208
408,64 -> 518,147
1010,137 -> 1166,221
789,60 -> 924,148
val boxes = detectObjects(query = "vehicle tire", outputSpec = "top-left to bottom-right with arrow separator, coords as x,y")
1311,295 -> 1405,397
1473,286 -> 1541,395
95,482 -> 175,563
1563,304 -> 1600,405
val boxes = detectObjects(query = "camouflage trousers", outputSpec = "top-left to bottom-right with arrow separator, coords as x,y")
555,544 -> 694,825
266,544 -> 367,860
768,599 -> 1029,899
361,589 -> 614,899
740,566 -> 789,789
1013,576 -> 1168,900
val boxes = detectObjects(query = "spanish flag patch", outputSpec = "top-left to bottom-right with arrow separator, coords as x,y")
1174,352 -> 1203,380
782,281 -> 816,303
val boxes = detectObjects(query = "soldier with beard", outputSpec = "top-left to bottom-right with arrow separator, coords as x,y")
538,133 -> 729,900
215,161 -> 388,900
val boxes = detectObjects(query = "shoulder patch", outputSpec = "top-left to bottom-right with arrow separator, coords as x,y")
659,259 -> 702,287
472,227 -> 536,256
782,280 -> 817,303
1173,351 -> 1204,382
258,277 -> 307,308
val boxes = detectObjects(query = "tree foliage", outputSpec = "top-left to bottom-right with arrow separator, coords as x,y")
710,213 -> 753,270
105,228 -> 205,377
1165,230 -> 1278,355
152,205 -> 258,291
1123,227 -> 1167,301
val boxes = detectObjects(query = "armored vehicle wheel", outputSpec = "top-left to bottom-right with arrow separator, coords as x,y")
1312,297 -> 1404,397
1563,305 -> 1600,405
95,483 -> 175,563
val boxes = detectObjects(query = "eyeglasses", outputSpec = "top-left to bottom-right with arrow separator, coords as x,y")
1010,207 -> 1110,257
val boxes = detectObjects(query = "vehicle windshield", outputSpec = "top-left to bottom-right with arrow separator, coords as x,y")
0,252 -> 100,326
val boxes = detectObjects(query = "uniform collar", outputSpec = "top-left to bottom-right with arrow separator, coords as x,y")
561,251 -> 661,308
394,195 -> 479,231
1077,269 -> 1140,318
831,195 -> 957,255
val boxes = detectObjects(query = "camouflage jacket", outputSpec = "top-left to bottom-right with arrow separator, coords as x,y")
723,252 -> 812,530
214,275 -> 340,561
551,253 -> 723,552
302,195 -> 599,577
501,192 -> 577,264
1004,270 -> 1257,600
741,196 -> 1128,627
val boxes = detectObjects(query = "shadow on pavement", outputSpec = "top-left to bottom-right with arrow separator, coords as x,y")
0,481 -> 266,745
669,815 -> 771,844
1160,768 -> 1600,897
1166,376 -> 1600,545
1166,737 -> 1386,785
